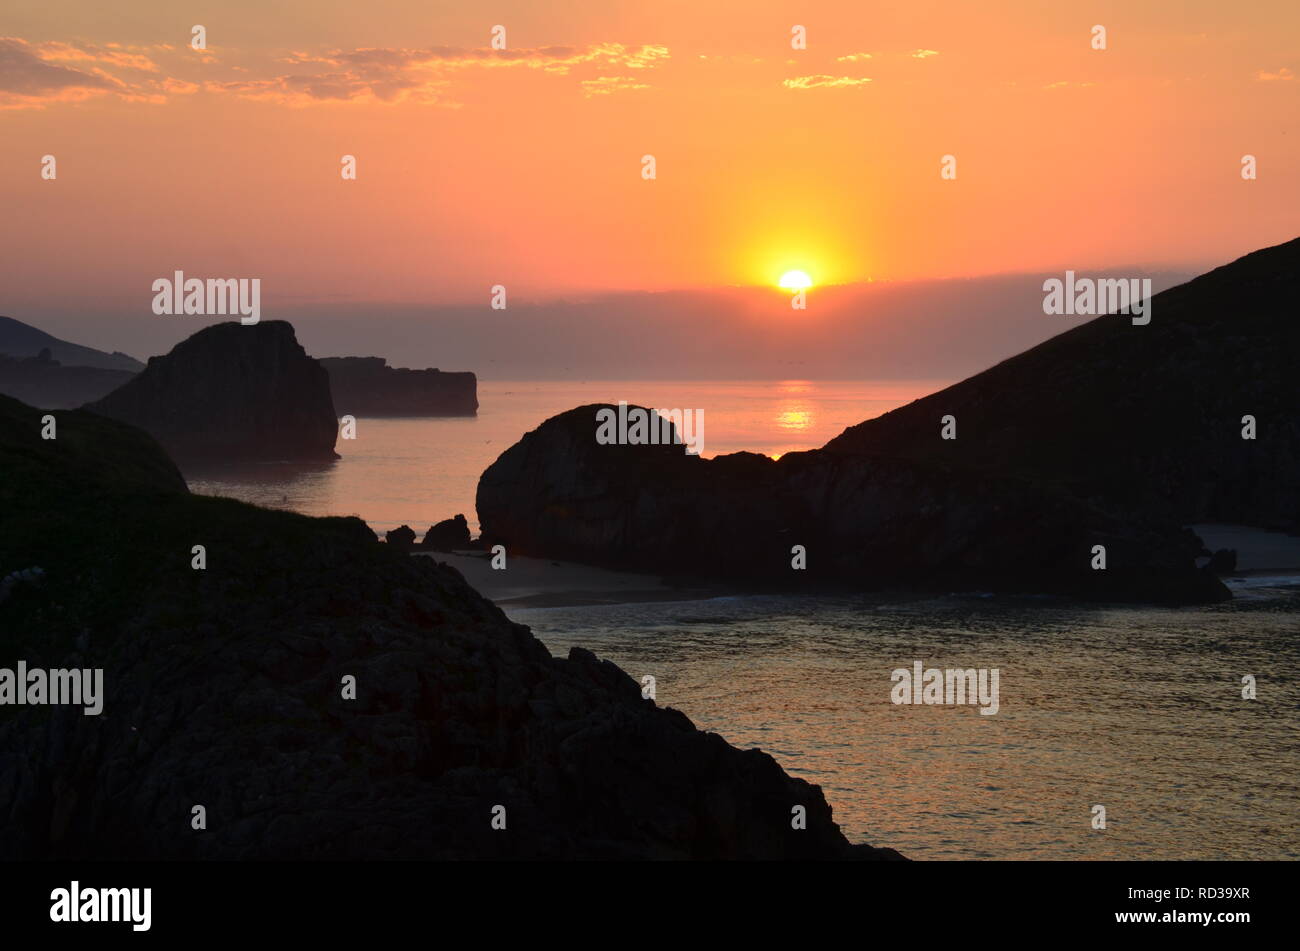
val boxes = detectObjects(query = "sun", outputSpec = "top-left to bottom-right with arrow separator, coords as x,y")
778,269 -> 813,290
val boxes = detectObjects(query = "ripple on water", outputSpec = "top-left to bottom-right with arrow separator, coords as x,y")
513,590 -> 1300,859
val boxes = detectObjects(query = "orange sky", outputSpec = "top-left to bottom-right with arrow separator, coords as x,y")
2,0 -> 1297,314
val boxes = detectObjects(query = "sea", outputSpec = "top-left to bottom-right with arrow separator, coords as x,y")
186,379 -> 1300,860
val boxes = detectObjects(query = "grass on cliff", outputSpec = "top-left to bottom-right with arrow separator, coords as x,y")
0,394 -> 386,659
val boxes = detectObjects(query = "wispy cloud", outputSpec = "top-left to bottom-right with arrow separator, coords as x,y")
783,74 -> 873,90
0,37 -> 671,109
220,44 -> 669,105
0,37 -> 123,108
911,49 -> 940,59
1254,66 -> 1294,81
837,52 -> 873,63
36,40 -> 163,72
581,76 -> 651,97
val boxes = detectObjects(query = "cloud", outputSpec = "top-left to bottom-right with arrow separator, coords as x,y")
581,76 -> 650,97
36,41 -> 161,72
836,52 -> 873,63
911,49 -> 939,59
1254,66 -> 1295,81
218,42 -> 670,105
0,36 -> 671,109
212,72 -> 451,106
0,37 -> 128,108
783,74 -> 872,90
280,43 -> 666,74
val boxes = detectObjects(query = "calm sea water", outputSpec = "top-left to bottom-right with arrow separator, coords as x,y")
187,379 -> 1300,860
517,589 -> 1300,860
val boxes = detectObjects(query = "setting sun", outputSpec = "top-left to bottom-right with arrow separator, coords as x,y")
778,270 -> 813,290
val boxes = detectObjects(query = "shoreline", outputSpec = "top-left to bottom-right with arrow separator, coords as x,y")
413,522 -> 1300,610
1190,523 -> 1300,573
413,551 -> 732,608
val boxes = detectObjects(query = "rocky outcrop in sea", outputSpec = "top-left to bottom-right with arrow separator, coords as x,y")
422,514 -> 472,551
476,404 -> 1226,603
85,321 -> 339,464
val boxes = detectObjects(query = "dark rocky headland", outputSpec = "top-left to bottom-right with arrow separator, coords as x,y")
477,238 -> 1300,604
0,393 -> 898,860
320,356 -> 478,417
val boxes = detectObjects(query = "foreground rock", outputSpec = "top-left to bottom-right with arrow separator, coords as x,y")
85,321 -> 338,463
320,356 -> 477,416
0,393 -> 897,860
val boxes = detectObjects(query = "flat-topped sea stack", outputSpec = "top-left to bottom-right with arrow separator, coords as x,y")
320,356 -> 477,416
85,321 -> 338,464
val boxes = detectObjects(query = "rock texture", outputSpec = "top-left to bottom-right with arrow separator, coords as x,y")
475,239 -> 1300,604
85,321 -> 338,464
320,356 -> 477,416
0,394 -> 898,860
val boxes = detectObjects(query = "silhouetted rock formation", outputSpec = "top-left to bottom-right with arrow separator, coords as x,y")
85,321 -> 338,464
475,240 -> 1300,604
824,237 -> 1300,534
422,514 -> 471,551
385,524 -> 417,549
477,404 -> 1226,603
1203,548 -> 1238,574
320,356 -> 477,416
0,393 -> 897,860
0,315 -> 143,372
0,350 -> 136,408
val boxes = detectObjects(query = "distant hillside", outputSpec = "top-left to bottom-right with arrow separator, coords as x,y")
0,315 -> 144,372
824,236 -> 1300,533
0,350 -> 136,409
